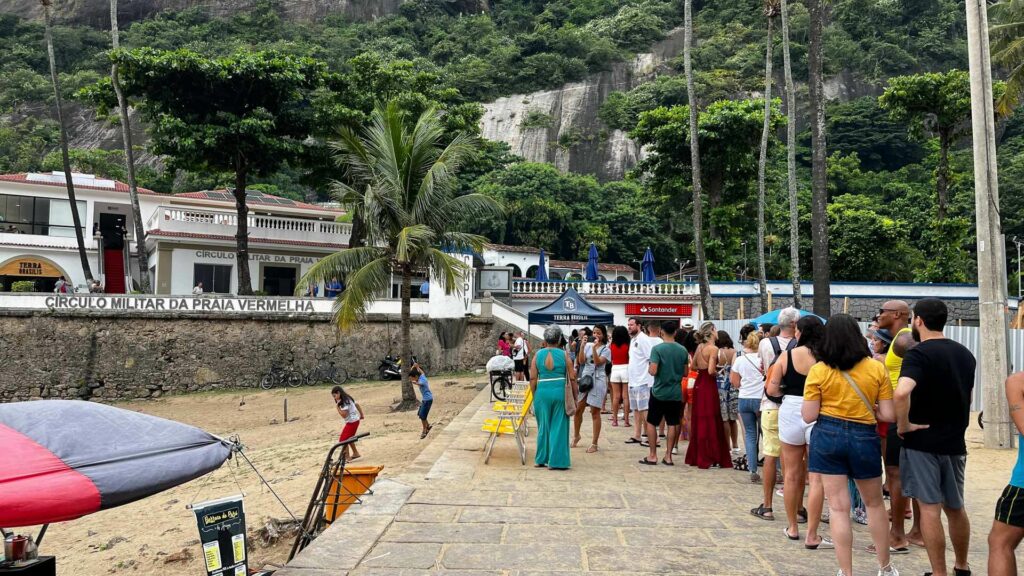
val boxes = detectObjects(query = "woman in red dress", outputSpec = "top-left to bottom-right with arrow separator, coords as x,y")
684,322 -> 734,469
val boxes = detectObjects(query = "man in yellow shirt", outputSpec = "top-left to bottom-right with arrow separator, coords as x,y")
877,300 -> 921,550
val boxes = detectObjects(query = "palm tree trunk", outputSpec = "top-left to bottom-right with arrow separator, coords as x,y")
684,0 -> 713,319
42,0 -> 94,286
399,265 -> 417,408
781,0 -> 801,309
756,13 -> 773,315
109,0 -> 149,292
232,163 -> 254,295
808,0 -> 830,317
936,130 -> 950,219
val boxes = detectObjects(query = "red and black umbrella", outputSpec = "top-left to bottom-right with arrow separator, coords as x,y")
0,400 -> 233,528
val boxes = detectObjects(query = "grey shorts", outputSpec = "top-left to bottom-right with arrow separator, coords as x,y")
900,448 -> 966,508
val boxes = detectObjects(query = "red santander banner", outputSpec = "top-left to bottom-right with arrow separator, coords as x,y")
625,303 -> 694,316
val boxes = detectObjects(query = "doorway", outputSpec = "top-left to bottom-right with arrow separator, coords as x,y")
99,213 -> 127,250
262,265 -> 298,296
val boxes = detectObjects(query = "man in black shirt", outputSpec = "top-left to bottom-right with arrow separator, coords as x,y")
894,298 -> 976,576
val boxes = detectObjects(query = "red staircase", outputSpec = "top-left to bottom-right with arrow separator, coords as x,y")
103,248 -> 126,294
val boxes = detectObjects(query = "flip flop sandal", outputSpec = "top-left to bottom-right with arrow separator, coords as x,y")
750,505 -> 774,521
867,544 -> 910,555
661,459 -> 674,466
805,536 -> 835,550
783,528 -> 799,541
625,438 -> 642,444
586,444 -> 598,453
638,457 -> 658,465
640,441 -> 661,448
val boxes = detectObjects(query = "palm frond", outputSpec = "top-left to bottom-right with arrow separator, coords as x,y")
332,256 -> 393,330
395,224 -> 436,264
297,246 -> 388,292
991,0 -> 1024,115
425,248 -> 471,296
439,231 -> 491,253
441,193 -> 504,227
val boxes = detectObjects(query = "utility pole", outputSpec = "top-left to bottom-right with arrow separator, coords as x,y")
965,0 -> 1012,449
1014,236 -> 1022,301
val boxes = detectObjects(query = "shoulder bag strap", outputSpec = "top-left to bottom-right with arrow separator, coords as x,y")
840,370 -> 876,421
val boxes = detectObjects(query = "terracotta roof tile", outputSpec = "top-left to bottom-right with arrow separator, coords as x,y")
484,243 -> 541,254
174,190 -> 342,213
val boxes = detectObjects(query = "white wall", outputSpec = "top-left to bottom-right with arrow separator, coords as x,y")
482,249 -> 544,278
0,245 -> 99,291
168,248 -> 324,295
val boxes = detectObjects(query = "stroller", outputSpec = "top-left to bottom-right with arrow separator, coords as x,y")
486,355 -> 516,401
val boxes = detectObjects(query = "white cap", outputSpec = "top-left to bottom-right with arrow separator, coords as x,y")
681,319 -> 695,328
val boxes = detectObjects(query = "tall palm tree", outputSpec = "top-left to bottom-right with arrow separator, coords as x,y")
780,0 -> 801,308
807,0 -> 830,317
991,0 -> 1024,116
301,102 -> 501,408
109,0 -> 149,292
684,0 -> 713,319
41,0 -> 94,287
755,0 -> 779,315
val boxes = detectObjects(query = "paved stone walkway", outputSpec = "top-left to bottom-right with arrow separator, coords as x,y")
280,387 -> 1008,575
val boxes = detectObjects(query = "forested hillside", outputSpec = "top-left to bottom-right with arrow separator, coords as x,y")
1,0 -> 1021,285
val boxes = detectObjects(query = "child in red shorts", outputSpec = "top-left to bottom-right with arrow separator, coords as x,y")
332,385 -> 364,461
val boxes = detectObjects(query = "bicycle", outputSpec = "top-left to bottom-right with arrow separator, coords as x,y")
304,346 -> 350,386
490,369 -> 514,401
260,350 -> 303,390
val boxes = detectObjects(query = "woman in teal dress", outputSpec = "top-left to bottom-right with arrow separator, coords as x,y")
531,325 -> 578,469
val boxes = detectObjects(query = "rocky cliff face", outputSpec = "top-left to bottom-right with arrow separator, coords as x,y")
480,28 -> 686,182
4,0 -> 402,27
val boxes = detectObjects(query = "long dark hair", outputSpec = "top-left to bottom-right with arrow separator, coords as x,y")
611,325 -> 629,346
593,324 -> 608,344
331,385 -> 354,406
796,316 -> 825,357
818,314 -> 872,370
716,330 -> 734,349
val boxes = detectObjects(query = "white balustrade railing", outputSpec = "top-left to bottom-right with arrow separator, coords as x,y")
512,279 -> 699,296
147,206 -> 352,244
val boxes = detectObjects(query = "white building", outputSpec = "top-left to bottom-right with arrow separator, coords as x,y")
481,243 -> 638,281
0,172 -> 351,295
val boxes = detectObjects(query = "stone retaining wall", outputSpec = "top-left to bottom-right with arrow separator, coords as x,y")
0,310 -> 514,402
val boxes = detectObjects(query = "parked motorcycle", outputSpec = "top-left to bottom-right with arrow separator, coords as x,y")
377,354 -> 424,381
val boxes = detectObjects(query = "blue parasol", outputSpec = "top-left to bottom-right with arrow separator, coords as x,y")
748,308 -> 825,325
641,247 -> 656,282
585,243 -> 600,281
536,249 -> 549,281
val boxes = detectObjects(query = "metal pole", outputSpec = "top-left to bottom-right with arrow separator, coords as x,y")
966,0 -> 1012,449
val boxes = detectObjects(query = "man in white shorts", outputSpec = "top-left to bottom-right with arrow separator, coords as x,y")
626,317 -> 656,445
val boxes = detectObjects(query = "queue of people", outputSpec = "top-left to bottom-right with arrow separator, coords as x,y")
519,297 -> 1012,576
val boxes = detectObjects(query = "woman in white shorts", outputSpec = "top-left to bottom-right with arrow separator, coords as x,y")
768,315 -> 829,549
608,325 -> 631,428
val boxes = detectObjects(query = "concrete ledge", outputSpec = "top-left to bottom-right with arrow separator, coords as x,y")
272,478 -> 415,576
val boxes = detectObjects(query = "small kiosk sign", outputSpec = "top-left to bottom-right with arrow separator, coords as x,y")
192,495 -> 247,576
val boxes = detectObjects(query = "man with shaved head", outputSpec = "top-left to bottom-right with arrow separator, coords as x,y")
877,300 -> 922,551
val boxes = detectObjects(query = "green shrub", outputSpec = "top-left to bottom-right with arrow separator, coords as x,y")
11,280 -> 36,292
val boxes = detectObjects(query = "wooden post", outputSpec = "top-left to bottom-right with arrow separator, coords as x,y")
284,397 -> 288,423
843,297 -> 849,314
739,297 -> 745,320
719,301 -> 724,321
767,291 -> 773,311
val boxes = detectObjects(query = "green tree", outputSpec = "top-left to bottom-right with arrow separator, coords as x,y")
877,71 -> 1000,219
40,0 -> 94,286
301,102 -> 501,407
106,48 -> 327,294
991,0 -> 1024,116
821,194 -> 919,281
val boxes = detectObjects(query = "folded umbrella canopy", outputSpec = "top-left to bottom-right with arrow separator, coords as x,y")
585,243 -> 600,282
0,400 -> 233,527
641,247 -> 656,283
535,248 -> 549,282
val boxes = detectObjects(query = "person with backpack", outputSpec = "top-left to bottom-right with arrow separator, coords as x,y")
750,306 -> 799,521
803,314 -> 898,576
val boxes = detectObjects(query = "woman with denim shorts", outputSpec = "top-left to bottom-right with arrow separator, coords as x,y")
802,314 -> 898,576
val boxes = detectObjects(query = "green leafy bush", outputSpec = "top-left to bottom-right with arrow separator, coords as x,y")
11,281 -> 36,292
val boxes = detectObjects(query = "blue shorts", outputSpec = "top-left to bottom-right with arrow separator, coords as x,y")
418,399 -> 433,420
808,415 -> 881,480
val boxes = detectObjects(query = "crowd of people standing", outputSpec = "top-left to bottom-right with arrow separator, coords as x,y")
503,296 -> 1024,576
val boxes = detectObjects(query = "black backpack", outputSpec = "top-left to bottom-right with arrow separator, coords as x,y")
764,336 -> 797,404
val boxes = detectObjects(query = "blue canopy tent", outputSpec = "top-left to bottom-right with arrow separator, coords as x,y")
747,308 -> 825,325
585,243 -> 600,282
641,247 -> 656,283
528,287 -> 614,326
535,249 -> 549,281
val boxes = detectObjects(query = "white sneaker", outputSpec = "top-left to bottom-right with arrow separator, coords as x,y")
672,447 -> 678,455
878,564 -> 899,576
837,570 -> 847,576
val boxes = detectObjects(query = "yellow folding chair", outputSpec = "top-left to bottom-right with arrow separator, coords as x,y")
482,387 -> 533,464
